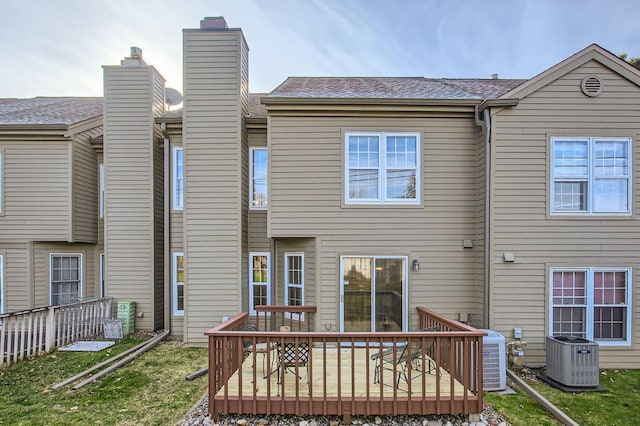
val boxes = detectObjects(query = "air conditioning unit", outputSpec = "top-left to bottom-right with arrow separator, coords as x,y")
546,336 -> 599,387
482,329 -> 507,391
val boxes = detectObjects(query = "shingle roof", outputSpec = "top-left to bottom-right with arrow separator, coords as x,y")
265,77 -> 526,100
0,97 -> 103,126
247,93 -> 267,118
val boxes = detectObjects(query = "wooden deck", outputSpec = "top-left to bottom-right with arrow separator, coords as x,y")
207,306 -> 485,419
218,345 -> 466,398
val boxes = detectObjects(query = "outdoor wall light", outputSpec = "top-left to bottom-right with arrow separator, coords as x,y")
412,259 -> 420,272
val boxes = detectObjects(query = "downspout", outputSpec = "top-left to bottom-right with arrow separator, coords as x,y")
161,122 -> 171,334
475,105 -> 491,328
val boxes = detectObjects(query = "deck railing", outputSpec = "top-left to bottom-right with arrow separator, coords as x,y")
206,306 -> 485,421
0,297 -> 113,367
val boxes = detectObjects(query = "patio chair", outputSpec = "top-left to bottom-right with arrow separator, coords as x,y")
371,325 -> 440,388
277,341 -> 309,383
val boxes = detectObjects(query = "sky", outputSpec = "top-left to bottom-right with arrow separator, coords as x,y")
1,0 -> 639,99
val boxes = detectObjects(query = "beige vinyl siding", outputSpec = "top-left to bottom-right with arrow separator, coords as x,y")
153,128 -> 164,329
182,28 -> 248,343
268,113 -> 482,329
0,244 -> 28,311
71,127 -> 101,243
240,38 -> 250,315
103,64 -> 165,331
475,126 -> 487,325
152,70 -> 165,330
0,138 -> 71,241
32,243 -> 96,307
490,60 -> 640,367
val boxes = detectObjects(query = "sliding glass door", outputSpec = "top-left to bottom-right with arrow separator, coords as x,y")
340,256 -> 407,332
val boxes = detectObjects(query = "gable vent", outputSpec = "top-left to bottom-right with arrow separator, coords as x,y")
581,75 -> 603,97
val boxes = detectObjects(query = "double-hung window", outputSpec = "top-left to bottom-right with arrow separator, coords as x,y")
99,253 -> 105,298
345,132 -> 420,204
173,252 -> 184,315
250,148 -> 268,209
285,253 -> 304,318
0,150 -> 3,214
50,254 -> 82,306
249,252 -> 270,314
550,268 -> 632,345
99,163 -> 104,218
172,147 -> 184,210
551,137 -> 631,214
0,254 -> 4,313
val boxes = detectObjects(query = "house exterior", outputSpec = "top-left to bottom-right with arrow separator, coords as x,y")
0,97 -> 103,312
1,16 -> 639,368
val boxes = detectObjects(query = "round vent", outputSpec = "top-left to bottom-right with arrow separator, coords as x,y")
581,75 -> 603,97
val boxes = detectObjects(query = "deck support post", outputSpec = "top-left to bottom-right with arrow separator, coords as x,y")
342,407 -> 351,425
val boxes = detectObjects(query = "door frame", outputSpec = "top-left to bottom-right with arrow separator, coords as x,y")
339,255 -> 409,332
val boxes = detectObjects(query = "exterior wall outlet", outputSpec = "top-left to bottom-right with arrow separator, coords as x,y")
513,327 -> 522,339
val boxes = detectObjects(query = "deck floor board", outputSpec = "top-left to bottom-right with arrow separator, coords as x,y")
217,346 -> 467,398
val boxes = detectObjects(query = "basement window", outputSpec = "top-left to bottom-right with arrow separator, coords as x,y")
550,268 -> 632,346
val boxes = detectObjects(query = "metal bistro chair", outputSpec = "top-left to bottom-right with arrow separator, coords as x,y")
276,326 -> 310,390
371,325 -> 440,389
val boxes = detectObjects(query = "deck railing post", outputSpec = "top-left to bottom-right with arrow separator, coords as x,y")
45,306 -> 56,353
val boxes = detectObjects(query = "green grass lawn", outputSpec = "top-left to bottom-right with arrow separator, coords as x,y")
0,339 -> 208,425
485,369 -> 640,426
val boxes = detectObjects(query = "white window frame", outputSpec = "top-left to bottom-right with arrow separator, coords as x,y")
0,150 -> 4,214
284,252 -> 305,319
99,253 -> 105,298
249,147 -> 268,210
0,254 -> 4,314
549,267 -> 632,346
49,253 -> 83,306
172,147 -> 184,210
173,252 -> 184,316
339,255 -> 409,333
550,137 -> 632,215
249,252 -> 271,315
99,163 -> 104,218
345,131 -> 421,205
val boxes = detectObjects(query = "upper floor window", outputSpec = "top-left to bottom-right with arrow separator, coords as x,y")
345,132 -> 420,205
551,137 -> 631,215
0,150 -> 3,214
172,147 -> 184,210
99,163 -> 104,218
550,267 -> 632,346
250,147 -> 268,209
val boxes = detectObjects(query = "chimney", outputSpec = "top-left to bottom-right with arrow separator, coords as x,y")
491,73 -> 498,80
121,47 -> 146,66
200,16 -> 228,30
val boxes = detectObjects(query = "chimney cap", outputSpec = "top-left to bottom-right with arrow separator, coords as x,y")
200,16 -> 229,30
121,46 -> 146,66
130,47 -> 143,59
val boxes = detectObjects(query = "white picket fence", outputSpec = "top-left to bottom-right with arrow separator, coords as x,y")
0,297 -> 113,368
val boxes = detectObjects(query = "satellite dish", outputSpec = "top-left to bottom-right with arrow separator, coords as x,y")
165,88 -> 183,110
